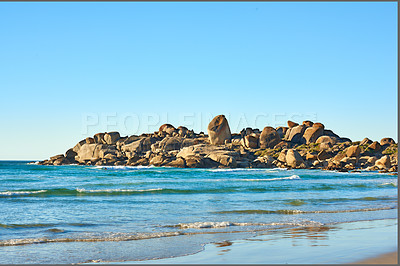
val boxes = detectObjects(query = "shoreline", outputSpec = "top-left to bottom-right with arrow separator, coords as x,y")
90,218 -> 397,264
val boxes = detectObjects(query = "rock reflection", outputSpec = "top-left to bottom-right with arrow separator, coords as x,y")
249,225 -> 335,247
214,241 -> 233,255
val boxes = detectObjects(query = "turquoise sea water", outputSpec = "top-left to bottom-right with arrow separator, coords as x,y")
0,161 -> 397,264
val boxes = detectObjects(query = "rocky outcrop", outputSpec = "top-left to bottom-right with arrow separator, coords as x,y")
207,115 -> 231,145
38,117 -> 398,173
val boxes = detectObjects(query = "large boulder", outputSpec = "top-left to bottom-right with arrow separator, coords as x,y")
207,115 -> 231,145
287,125 -> 306,143
285,149 -> 305,168
303,126 -> 323,144
380,138 -> 395,146
53,156 -> 70,165
368,141 -> 382,152
104,132 -> 120,145
360,138 -> 373,146
86,137 -> 95,144
322,129 -> 340,139
152,137 -> 184,153
346,145 -> 361,158
316,136 -> 337,145
302,120 -> 314,127
206,153 -> 237,167
252,155 -> 275,168
72,139 -> 86,153
317,150 -> 333,161
65,148 -> 77,160
177,126 -> 189,137
259,127 -> 281,149
121,137 -> 156,155
165,157 -> 186,168
76,143 -> 111,162
287,120 -> 298,128
159,124 -> 176,135
177,144 -> 239,168
277,149 -> 288,163
244,134 -> 259,149
313,123 -> 325,129
94,133 -> 106,144
276,127 -> 288,139
184,155 -> 219,168
375,155 -> 391,169
149,155 -> 170,166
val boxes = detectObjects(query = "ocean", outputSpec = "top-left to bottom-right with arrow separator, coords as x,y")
0,161 -> 397,264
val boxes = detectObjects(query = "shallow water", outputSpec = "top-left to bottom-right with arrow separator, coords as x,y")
0,161 -> 397,263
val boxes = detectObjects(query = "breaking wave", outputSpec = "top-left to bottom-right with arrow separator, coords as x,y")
214,206 -> 397,215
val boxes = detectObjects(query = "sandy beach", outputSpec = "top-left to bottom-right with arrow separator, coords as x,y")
110,218 -> 397,264
352,251 -> 398,264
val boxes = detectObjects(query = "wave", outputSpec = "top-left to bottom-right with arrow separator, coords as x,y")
0,231 -> 183,247
240,175 -> 300,181
0,223 -> 55,229
214,206 -> 397,215
76,188 -> 163,193
0,222 -> 97,229
1,181 -> 395,198
0,190 -> 47,196
208,168 -> 287,172
378,182 -> 397,187
165,221 -> 321,229
93,165 -> 156,170
0,220 -> 325,247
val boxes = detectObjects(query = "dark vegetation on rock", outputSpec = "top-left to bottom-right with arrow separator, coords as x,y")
39,115 -> 398,173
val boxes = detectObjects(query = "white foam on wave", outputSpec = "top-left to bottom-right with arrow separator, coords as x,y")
0,190 -> 47,196
241,175 -> 301,181
174,221 -> 272,229
379,182 -> 397,187
0,231 -> 183,247
209,168 -> 265,172
76,188 -> 163,193
170,220 -> 321,229
208,167 -> 289,173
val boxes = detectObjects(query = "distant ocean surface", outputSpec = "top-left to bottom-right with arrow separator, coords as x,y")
0,161 -> 397,264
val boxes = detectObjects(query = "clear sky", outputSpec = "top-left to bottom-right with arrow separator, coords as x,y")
0,2 -> 397,160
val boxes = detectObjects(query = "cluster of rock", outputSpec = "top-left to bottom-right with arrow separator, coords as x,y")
39,115 -> 398,173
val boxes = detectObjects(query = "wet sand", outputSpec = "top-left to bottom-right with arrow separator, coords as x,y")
118,219 -> 397,264
352,251 -> 398,264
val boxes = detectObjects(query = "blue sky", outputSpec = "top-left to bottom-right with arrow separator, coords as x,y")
0,2 -> 397,160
